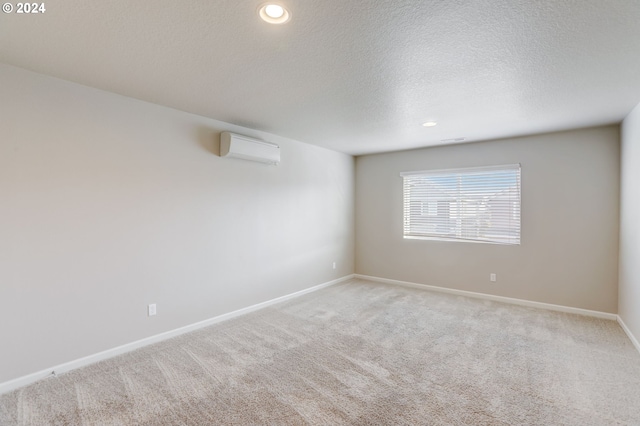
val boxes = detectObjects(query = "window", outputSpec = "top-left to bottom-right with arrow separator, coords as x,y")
401,164 -> 521,245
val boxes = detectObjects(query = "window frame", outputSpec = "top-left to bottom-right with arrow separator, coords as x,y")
400,164 -> 521,245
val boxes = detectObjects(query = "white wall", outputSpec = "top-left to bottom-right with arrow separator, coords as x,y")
356,127 -> 620,313
619,103 -> 640,343
0,64 -> 355,384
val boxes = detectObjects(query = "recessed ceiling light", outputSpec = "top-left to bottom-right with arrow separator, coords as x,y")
258,3 -> 291,24
422,121 -> 437,127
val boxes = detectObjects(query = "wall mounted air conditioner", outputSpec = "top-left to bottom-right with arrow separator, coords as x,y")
220,132 -> 280,165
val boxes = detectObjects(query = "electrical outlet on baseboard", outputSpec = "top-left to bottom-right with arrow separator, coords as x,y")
148,304 -> 157,316
490,273 -> 497,282
333,262 -> 336,270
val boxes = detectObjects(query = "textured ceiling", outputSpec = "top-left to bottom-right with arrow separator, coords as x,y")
1,0 -> 640,155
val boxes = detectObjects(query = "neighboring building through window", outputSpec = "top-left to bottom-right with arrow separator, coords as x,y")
401,164 -> 521,245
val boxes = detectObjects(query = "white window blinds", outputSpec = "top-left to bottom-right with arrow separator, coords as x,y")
401,164 -> 521,245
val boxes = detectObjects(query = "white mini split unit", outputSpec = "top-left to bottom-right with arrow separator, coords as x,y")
220,132 -> 280,165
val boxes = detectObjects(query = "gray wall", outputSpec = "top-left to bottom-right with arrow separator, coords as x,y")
620,103 -> 640,342
0,64 -> 355,384
355,127 -> 620,313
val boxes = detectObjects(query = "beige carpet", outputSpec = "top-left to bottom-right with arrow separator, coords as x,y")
1,278 -> 640,425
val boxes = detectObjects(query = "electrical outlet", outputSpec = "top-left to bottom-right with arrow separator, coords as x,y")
148,304 -> 157,316
332,262 -> 336,270
490,273 -> 497,282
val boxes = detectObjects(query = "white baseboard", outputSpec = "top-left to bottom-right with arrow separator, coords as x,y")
617,316 -> 640,355
354,274 -> 618,320
0,274 -> 354,395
